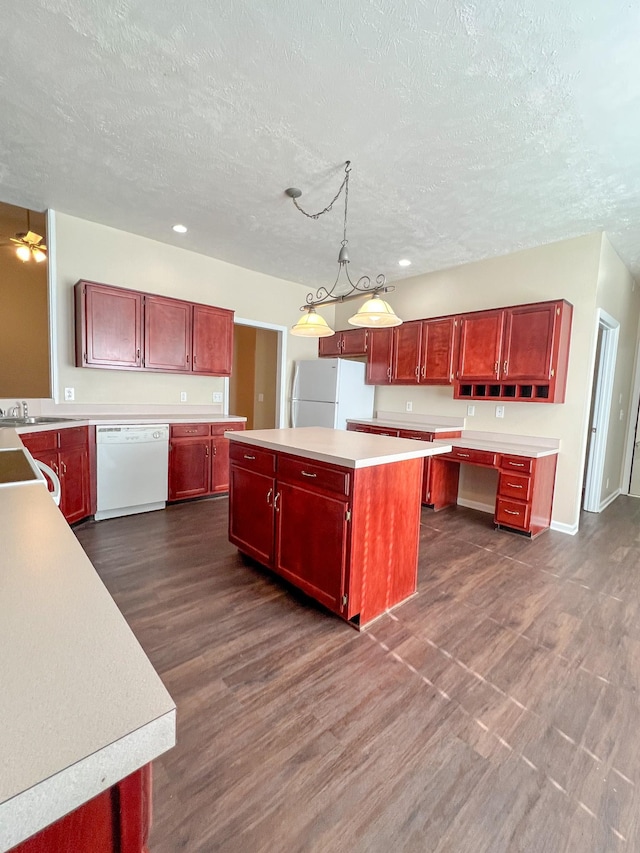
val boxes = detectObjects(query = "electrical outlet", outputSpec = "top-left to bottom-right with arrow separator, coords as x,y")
406,401 -> 413,412
606,478 -> 610,489
620,409 -> 624,420
467,405 -> 475,416
180,391 -> 187,402
64,387 -> 75,401
258,393 -> 264,402
212,392 -> 223,403
495,405 -> 505,419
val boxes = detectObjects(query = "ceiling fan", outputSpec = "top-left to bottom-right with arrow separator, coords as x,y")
10,210 -> 47,262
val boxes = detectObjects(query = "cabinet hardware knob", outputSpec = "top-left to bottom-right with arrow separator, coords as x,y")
53,462 -> 59,474
504,509 -> 520,516
494,361 -> 498,375
61,460 -> 67,474
136,348 -> 140,359
274,491 -> 280,511
415,366 -> 419,378
186,354 -> 189,363
503,360 -> 508,375
244,454 -> 256,460
511,462 -> 525,467
193,355 -> 197,364
301,471 -> 317,478
506,483 -> 522,488
205,446 -> 209,457
266,488 -> 273,505
457,452 -> 470,458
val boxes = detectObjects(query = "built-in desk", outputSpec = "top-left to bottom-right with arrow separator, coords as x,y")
347,420 -> 560,538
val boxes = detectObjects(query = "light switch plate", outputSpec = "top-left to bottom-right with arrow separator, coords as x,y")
495,405 -> 505,419
180,391 -> 187,402
467,405 -> 475,416
406,401 -> 413,412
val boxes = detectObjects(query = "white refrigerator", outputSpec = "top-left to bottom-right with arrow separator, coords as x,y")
291,359 -> 375,430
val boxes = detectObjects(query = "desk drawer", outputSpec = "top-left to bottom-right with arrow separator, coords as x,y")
445,447 -> 497,467
230,443 -> 276,475
496,498 -> 531,531
278,455 -> 350,496
171,423 -> 210,438
367,426 -> 400,437
399,429 -> 434,441
498,472 -> 532,502
500,454 -> 534,474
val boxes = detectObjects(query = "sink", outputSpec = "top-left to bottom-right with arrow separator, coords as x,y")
0,417 -> 78,427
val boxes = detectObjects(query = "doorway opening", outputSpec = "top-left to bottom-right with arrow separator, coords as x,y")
228,318 -> 287,429
582,310 -> 619,512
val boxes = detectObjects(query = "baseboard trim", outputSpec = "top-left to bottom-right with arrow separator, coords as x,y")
599,489 -> 621,512
456,498 -> 495,515
550,519 -> 579,535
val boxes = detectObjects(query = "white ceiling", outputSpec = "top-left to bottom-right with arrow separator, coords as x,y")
1,0 -> 640,291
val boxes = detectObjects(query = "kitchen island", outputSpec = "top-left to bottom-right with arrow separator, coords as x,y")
226,427 -> 452,628
0,467 -> 175,852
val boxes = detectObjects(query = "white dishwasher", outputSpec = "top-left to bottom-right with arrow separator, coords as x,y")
95,424 -> 170,521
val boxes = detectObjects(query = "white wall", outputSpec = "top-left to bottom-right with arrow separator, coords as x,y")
595,235 -> 640,504
53,212 -> 319,407
335,233 -> 607,531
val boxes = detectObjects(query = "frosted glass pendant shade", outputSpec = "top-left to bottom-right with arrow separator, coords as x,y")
348,295 -> 402,328
291,307 -> 335,337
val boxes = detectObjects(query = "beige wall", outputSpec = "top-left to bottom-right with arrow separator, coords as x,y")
53,212 -> 318,406
335,233 -> 607,531
230,325 -> 257,427
595,235 -> 640,505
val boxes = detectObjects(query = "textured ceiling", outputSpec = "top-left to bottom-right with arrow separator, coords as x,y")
1,0 -> 640,290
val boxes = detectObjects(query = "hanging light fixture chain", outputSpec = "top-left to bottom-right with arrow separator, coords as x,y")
290,161 -> 351,220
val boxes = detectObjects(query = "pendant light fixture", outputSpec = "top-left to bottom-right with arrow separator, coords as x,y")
287,162 -> 402,337
11,210 -> 47,263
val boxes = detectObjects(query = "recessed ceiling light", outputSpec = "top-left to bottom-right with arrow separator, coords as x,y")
172,224 -> 188,234
398,258 -> 411,267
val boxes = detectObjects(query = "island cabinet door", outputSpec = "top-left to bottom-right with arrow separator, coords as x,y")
228,465 -> 277,567
274,481 -> 349,616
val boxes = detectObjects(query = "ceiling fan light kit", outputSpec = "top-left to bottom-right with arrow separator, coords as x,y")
287,161 -> 402,337
10,211 -> 48,263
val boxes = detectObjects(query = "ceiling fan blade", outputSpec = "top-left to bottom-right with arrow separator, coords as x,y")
24,230 -> 44,245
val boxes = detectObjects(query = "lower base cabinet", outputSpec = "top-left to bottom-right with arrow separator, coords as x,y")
229,441 -> 424,627
168,422 -> 244,501
20,427 -> 93,524
10,765 -> 152,853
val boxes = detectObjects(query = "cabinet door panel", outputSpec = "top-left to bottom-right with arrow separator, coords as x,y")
169,440 -> 210,500
457,310 -> 504,382
211,436 -> 231,493
275,482 -> 348,615
392,322 -> 421,383
340,328 -> 368,356
81,283 -> 142,368
144,296 -> 191,371
228,466 -> 275,566
192,305 -> 234,376
366,328 -> 394,384
60,446 -> 90,524
318,334 -> 342,357
502,303 -> 556,381
421,317 -> 456,384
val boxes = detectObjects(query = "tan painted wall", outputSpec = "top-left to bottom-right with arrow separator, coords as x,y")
253,328 -> 278,429
335,233 -> 607,530
595,235 -> 640,505
0,206 -> 50,398
230,325 -> 257,428
53,213 -> 319,406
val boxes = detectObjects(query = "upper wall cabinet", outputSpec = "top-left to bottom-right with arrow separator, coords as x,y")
75,281 -> 234,377
363,318 -> 457,386
454,300 -> 573,403
318,328 -> 369,358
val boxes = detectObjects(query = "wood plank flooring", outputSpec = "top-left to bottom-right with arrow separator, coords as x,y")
74,496 -> 640,852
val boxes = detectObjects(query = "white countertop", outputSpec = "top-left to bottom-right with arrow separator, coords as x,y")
226,427 -> 453,468
346,417 -> 462,434
0,484 -> 175,851
5,414 -> 246,435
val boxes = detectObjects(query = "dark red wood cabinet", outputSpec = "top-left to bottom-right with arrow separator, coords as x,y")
365,328 -> 394,384
454,300 -> 572,402
168,422 -> 244,501
75,282 -> 142,369
144,295 -> 191,372
21,427 -> 92,524
318,328 -> 368,357
229,440 -> 424,627
75,281 -> 234,378
10,765 -> 151,853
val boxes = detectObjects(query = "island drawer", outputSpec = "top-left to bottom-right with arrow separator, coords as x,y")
495,497 -> 531,531
500,454 -> 534,474
443,447 -> 497,467
230,442 -> 276,475
399,429 -> 434,441
171,423 -> 210,438
367,426 -> 400,437
278,455 -> 350,496
498,472 -> 532,501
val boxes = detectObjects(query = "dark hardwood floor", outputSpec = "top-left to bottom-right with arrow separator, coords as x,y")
74,496 -> 640,852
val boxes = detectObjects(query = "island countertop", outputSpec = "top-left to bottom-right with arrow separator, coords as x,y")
0,483 -> 175,852
225,427 -> 453,469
